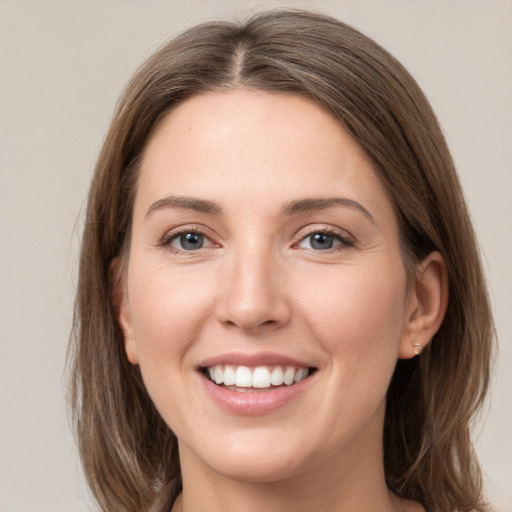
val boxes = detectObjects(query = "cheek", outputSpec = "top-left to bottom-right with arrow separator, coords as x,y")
293,261 -> 408,446
297,258 -> 408,374
126,261 -> 214,369
124,262 -> 218,434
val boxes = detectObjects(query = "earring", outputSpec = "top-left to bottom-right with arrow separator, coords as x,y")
412,341 -> 421,356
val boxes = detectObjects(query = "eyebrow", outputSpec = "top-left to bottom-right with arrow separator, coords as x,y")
282,197 -> 375,224
145,194 -> 375,224
146,195 -> 222,218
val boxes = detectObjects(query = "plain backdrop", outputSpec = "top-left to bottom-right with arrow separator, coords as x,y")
0,1 -> 511,511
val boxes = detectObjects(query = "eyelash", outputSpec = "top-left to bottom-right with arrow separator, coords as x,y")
160,226 -> 214,253
160,226 -> 355,254
294,227 -> 354,253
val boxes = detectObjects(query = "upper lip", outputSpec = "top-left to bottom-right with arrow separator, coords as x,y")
197,352 -> 316,369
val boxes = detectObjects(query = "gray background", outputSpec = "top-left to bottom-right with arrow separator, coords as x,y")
0,1 -> 510,511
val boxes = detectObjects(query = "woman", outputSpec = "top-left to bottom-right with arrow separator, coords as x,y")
68,9 -> 494,512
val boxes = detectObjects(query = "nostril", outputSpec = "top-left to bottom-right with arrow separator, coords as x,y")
222,317 -> 278,331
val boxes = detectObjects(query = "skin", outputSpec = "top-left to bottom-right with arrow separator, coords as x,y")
117,90 -> 447,512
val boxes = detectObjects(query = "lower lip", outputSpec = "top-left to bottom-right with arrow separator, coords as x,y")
198,372 -> 314,415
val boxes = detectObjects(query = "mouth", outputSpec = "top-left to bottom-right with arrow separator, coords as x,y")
201,364 -> 317,392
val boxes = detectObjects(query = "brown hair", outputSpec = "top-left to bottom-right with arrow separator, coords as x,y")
68,9 -> 494,512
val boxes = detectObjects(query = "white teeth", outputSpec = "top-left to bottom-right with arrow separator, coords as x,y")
283,366 -> 295,386
214,366 -> 224,385
206,364 -> 310,389
270,366 -> 284,386
252,367 -> 271,388
294,368 -> 308,383
235,366 -> 252,387
223,365 -> 236,386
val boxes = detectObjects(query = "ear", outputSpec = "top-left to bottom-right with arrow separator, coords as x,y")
398,251 -> 449,359
110,257 -> 139,365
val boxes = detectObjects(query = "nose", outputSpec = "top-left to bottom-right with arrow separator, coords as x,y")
215,244 -> 291,333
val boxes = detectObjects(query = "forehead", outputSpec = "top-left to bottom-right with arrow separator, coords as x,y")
135,90 -> 394,221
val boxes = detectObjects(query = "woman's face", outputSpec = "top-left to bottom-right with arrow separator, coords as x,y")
119,90 -> 416,482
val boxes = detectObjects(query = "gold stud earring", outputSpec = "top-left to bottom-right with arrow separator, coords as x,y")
412,341 -> 421,356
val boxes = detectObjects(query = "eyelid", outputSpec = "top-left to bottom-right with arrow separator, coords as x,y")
160,224 -> 219,252
158,223 -> 355,253
293,224 -> 355,251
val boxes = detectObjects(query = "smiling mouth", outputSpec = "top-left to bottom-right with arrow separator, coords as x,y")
201,364 -> 317,392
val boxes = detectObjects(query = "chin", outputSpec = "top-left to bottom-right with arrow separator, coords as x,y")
207,452 -> 306,484
182,430 -> 314,484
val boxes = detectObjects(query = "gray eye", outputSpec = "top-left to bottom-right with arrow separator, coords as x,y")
308,233 -> 336,250
175,232 -> 205,250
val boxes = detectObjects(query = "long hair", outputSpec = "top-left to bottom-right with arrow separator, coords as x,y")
68,9 -> 494,512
